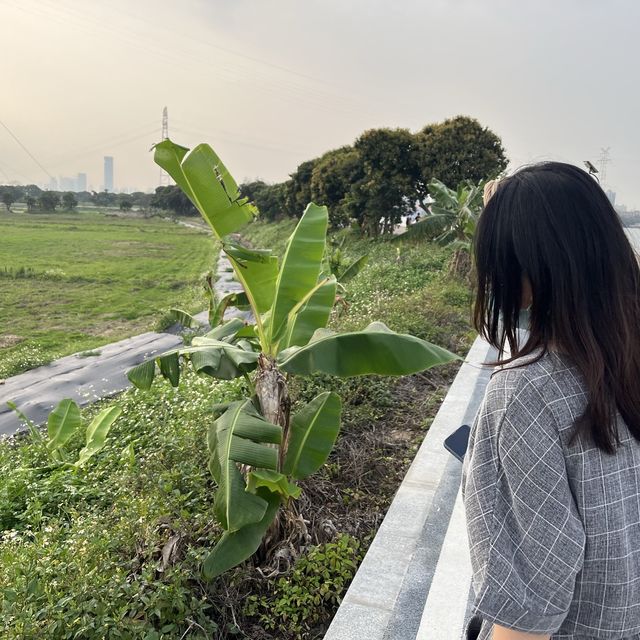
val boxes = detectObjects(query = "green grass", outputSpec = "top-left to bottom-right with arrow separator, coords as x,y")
0,211 -> 216,377
0,216 -> 475,638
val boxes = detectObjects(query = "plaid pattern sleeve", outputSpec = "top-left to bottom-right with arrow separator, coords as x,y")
462,361 -> 586,636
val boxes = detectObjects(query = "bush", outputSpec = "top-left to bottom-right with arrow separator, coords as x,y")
243,534 -> 362,637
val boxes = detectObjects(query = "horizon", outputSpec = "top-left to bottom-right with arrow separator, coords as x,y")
1,0 -> 639,208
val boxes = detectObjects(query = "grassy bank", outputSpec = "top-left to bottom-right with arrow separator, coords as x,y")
0,219 -> 474,638
0,211 -> 216,378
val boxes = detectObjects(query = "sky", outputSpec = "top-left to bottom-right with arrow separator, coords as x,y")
1,0 -> 639,207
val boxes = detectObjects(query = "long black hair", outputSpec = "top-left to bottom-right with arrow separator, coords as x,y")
474,161 -> 640,454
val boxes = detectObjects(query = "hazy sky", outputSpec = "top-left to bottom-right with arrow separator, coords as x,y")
1,0 -> 639,206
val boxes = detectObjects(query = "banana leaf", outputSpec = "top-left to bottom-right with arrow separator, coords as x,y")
158,352 -> 180,387
209,400 -> 282,532
210,291 -> 252,327
203,487 -> 281,580
47,399 -> 81,452
153,140 -> 257,239
246,469 -> 301,499
267,203 -> 328,345
127,339 -> 259,390
205,317 -> 247,341
74,406 -> 121,468
167,308 -> 200,328
283,391 -> 341,480
277,321 -> 459,376
223,240 -> 278,315
337,254 -> 368,283
280,275 -> 337,351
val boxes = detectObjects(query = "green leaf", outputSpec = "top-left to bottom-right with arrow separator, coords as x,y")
206,317 -> 247,341
127,359 -> 156,390
158,352 -> 180,387
153,140 -> 257,238
211,291 -> 252,327
186,339 -> 259,379
283,392 -> 341,480
167,308 -> 200,328
203,488 -> 281,580
337,254 -> 368,283
267,203 -> 328,346
210,400 -> 282,532
223,242 -> 278,315
246,469 -> 301,499
74,406 -> 121,467
277,321 -> 459,377
281,275 -> 337,350
47,399 -> 81,451
190,348 -> 223,377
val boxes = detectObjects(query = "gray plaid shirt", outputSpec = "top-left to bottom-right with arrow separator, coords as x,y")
462,350 -> 640,639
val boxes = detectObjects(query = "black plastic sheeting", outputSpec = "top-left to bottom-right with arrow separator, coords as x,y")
0,251 -> 251,437
0,331 -> 183,437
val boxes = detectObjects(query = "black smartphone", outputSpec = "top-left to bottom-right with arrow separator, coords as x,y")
444,424 -> 471,462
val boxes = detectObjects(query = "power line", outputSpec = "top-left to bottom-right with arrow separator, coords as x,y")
0,118 -> 53,180
11,0 -> 379,121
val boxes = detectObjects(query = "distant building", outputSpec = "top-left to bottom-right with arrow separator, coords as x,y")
104,156 -> 114,192
59,176 -> 76,191
77,173 -> 87,192
606,189 -> 616,205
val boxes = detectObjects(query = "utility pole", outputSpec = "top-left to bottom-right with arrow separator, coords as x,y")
159,106 -> 171,187
597,147 -> 611,190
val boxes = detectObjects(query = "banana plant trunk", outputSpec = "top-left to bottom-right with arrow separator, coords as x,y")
254,353 -> 292,551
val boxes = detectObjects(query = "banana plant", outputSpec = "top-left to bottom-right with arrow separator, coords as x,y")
8,399 -> 121,468
403,178 -> 484,249
128,139 -> 460,579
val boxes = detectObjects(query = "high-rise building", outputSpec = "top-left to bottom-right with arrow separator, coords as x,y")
104,156 -> 114,192
606,189 -> 616,205
77,173 -> 87,192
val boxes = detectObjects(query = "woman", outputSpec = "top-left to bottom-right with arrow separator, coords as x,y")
461,162 -> 640,640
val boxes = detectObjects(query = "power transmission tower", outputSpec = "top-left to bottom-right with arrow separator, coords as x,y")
159,106 -> 171,187
597,147 -> 611,190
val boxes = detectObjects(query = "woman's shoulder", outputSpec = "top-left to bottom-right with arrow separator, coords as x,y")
490,350 -> 582,396
483,350 -> 584,421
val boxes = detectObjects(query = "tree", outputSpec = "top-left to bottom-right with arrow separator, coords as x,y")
414,116 -> 507,202
240,181 -> 286,221
345,128 -> 419,236
92,190 -> 118,207
310,146 -> 362,229
0,186 -> 24,212
119,196 -> 133,212
38,191 -> 60,212
128,139 -> 458,580
130,191 -> 152,209
1,189 -> 16,212
62,192 -> 78,211
284,159 -> 317,218
25,196 -> 36,212
150,185 -> 198,216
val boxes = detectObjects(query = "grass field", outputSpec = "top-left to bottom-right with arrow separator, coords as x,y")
0,211 -> 216,378
0,218 -> 475,638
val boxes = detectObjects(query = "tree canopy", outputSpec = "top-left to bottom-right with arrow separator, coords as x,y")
239,115 -> 507,235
